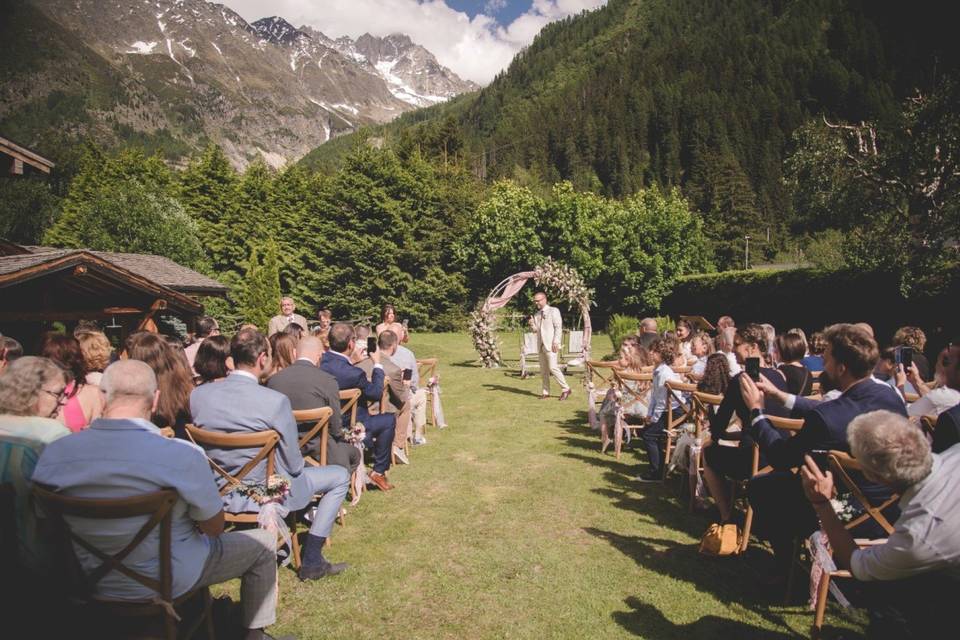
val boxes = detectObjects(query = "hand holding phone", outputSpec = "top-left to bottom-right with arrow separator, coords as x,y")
900,347 -> 913,371
745,357 -> 761,382
402,368 -> 412,381
810,449 -> 830,474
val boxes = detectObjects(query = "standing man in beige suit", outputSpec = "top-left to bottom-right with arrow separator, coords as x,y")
531,292 -> 571,400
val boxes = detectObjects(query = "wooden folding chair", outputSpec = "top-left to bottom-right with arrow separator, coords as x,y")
664,380 -> 698,479
158,427 -> 175,438
611,369 -> 653,460
809,451 -> 899,638
416,358 -> 440,430
373,382 -> 410,465
32,485 -> 215,640
920,414 -> 938,439
292,407 -> 332,467
184,425 -> 302,569
339,389 -> 363,501
586,359 -> 620,427
737,415 -> 805,554
686,391 -> 723,511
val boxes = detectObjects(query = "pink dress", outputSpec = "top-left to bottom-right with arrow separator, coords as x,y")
61,381 -> 89,433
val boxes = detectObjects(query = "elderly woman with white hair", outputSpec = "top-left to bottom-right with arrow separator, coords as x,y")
801,409 -> 960,636
0,356 -> 72,573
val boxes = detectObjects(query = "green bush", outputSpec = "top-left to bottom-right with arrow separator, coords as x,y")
607,313 -> 637,352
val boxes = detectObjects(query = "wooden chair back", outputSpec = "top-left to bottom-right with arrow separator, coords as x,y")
920,414 -> 938,439
339,389 -> 362,428
416,357 -> 441,430
158,427 -> 175,438
184,425 -> 280,498
663,380 -> 698,478
31,485 -> 213,639
610,370 -> 652,460
586,359 -> 620,394
691,391 -> 723,439
292,407 -> 332,467
828,450 -> 898,535
904,392 -> 920,404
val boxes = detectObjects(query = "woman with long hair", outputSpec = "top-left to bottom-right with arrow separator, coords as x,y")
696,353 -> 730,397
125,332 -> 194,434
40,332 -> 102,432
267,332 -> 297,379
375,303 -> 409,344
194,335 -> 233,384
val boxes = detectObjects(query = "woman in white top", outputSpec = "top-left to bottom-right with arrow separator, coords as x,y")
902,348 -> 960,418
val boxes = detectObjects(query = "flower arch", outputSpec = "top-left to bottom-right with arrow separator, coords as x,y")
470,258 -> 593,368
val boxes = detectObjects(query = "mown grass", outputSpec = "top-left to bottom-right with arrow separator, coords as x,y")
213,332 -> 866,639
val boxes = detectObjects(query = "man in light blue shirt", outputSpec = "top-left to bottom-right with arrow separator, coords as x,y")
638,338 -> 682,481
33,360 -> 283,640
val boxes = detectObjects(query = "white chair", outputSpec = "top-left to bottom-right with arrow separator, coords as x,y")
563,330 -> 585,368
519,332 -> 540,379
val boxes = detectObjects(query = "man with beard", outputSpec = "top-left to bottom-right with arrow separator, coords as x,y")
743,323 -> 907,582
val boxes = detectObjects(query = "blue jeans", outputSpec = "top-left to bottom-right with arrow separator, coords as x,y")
641,414 -> 669,476
303,465 -> 350,538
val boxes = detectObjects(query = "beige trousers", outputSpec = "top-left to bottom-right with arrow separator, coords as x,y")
410,388 -> 428,439
539,346 -> 569,395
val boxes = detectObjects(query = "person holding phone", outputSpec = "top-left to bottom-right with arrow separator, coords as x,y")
700,324 -> 792,523
364,330 -> 414,465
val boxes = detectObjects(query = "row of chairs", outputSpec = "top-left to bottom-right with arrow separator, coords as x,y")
30,357 -> 444,639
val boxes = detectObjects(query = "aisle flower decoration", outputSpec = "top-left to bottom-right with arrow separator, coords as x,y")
235,475 -> 294,565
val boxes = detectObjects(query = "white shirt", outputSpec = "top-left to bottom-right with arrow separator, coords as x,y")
908,387 -> 960,418
850,445 -> 960,582
392,345 -> 419,390
691,356 -> 707,377
32,418 -> 223,600
647,363 -> 681,423
724,351 -> 742,377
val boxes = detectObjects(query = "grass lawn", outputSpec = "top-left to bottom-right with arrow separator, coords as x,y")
213,332 -> 867,639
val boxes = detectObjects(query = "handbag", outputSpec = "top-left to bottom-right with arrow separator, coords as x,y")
698,522 -> 740,556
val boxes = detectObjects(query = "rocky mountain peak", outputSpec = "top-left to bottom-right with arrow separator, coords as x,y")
252,16 -> 304,45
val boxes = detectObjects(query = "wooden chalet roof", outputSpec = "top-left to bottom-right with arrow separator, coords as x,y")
0,135 -> 55,174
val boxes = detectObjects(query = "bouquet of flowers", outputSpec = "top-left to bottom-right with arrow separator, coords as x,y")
234,475 -> 291,505
341,421 -> 366,445
829,494 -> 865,523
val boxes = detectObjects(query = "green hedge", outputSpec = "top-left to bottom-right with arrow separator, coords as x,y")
660,268 -> 957,351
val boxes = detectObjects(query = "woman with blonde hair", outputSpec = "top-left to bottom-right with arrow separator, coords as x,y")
598,339 -> 652,453
77,330 -> 113,385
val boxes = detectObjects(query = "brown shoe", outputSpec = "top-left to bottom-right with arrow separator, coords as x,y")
368,471 -> 394,491
559,389 -> 572,401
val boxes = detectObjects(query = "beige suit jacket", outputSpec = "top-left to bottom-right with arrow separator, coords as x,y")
532,306 -> 563,351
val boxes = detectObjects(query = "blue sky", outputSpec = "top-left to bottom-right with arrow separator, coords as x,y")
223,1 -> 607,85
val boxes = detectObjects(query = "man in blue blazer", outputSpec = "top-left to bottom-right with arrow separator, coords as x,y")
321,322 -> 396,492
191,329 -> 351,581
740,323 -> 907,579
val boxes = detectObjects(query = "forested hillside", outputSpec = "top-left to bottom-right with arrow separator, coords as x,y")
302,0 -> 957,267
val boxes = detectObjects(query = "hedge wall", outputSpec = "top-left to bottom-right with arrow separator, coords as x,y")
660,268 -> 958,353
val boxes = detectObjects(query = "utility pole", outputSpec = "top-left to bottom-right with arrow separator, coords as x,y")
744,235 -> 751,270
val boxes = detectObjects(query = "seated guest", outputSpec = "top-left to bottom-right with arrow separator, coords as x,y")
760,323 -> 777,367
689,331 -> 714,378
800,331 -> 826,372
776,332 -> 813,396
0,357 -> 71,574
716,327 -> 742,377
267,336 -> 361,474
743,323 -> 907,579
40,332 -> 102,432
892,326 -> 931,381
267,332 -> 297,379
716,315 -> 735,332
801,410 -> 960,636
184,316 -> 220,373
268,296 -> 308,337
283,322 -> 305,342
321,323 -> 396,492
191,329 -> 349,580
32,360 -> 286,639
350,325 -> 372,364
1,336 -> 23,373
902,347 -> 960,419
675,319 -> 694,362
77,331 -> 113,386
931,340 -> 960,454
391,340 -> 432,443
371,330 -> 414,465
877,347 -> 917,396
637,317 -> 659,349
194,335 -> 234,385
701,324 -> 791,523
127,332 -> 194,436
636,338 -> 682,481
376,303 -> 409,344
599,339 -> 650,454
696,353 -> 730,397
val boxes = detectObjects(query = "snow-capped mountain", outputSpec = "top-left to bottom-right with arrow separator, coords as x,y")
3,1 -> 478,168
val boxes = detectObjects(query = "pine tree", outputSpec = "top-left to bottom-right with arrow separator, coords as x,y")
237,241 -> 282,331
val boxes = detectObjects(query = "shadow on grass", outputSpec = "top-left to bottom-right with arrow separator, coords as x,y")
585,529 -> 801,637
448,359 -> 480,368
613,598 -> 798,640
482,383 -> 541,397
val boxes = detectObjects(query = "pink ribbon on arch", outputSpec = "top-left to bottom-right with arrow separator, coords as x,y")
485,272 -> 535,311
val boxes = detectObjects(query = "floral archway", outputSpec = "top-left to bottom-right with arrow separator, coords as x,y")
470,258 -> 593,368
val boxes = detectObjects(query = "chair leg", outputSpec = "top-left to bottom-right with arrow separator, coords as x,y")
287,511 -> 301,570
164,605 -> 178,640
204,588 -> 216,640
813,572 -> 832,639
661,434 -> 673,480
785,537 -> 801,604
739,503 -> 753,555
614,423 -> 623,460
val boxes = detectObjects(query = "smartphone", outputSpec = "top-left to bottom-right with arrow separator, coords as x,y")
402,368 -> 413,381
367,336 -> 377,354
899,347 -> 913,370
745,357 -> 761,382
810,449 -> 830,474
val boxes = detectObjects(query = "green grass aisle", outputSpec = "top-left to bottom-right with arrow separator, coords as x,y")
213,333 -> 866,639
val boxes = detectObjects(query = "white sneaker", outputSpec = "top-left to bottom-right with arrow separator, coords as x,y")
393,446 -> 410,465
413,436 -> 427,445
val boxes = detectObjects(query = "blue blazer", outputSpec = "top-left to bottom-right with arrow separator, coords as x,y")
190,373 -> 313,512
320,351 -> 385,428
748,377 -> 907,503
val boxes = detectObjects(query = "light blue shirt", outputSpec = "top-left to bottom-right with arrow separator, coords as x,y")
32,417 -> 223,600
393,345 -> 420,390
647,363 -> 681,423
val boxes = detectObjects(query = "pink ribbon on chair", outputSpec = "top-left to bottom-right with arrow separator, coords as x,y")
258,502 -> 292,566
352,442 -> 367,505
587,386 -> 599,430
807,529 -> 850,610
429,379 -> 448,427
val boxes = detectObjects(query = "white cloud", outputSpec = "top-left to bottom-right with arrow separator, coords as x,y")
221,0 -> 607,85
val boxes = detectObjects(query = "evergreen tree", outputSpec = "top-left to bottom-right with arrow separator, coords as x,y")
237,241 -> 282,331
